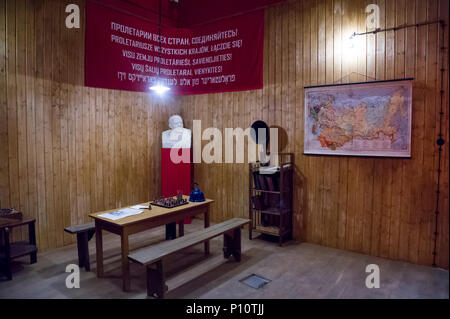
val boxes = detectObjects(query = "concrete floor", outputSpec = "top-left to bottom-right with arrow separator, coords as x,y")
0,218 -> 448,299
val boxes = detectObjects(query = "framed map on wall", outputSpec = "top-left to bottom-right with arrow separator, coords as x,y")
304,79 -> 413,157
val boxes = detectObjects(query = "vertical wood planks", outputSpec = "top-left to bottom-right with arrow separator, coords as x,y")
1,0 -> 448,269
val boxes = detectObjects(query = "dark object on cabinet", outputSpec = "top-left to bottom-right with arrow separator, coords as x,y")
0,215 -> 38,280
0,209 -> 22,220
249,153 -> 293,246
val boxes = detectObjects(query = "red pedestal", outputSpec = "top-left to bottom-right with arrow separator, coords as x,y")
161,148 -> 192,224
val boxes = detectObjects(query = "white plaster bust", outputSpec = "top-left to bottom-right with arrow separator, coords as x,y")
162,115 -> 192,149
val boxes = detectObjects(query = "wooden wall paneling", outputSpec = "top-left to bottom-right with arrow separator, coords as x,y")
369,0 -> 383,258
142,95 -> 149,202
94,89 -> 103,215
33,0 -> 48,250
322,0 -> 333,248
221,92 -> 228,223
1,0 -> 448,267
6,0 -> 20,242
287,1 -> 295,155
16,0 -> 28,242
66,0 -> 77,238
139,94 -> 146,203
230,92 -> 238,222
210,93 -> 218,220
81,85 -> 90,224
420,0 -> 439,266
0,0 -> 7,207
294,0 -> 305,241
108,90 -> 116,208
120,90 -> 127,206
363,0 -> 376,255
51,0 -> 63,247
25,0 -> 37,245
437,0 -> 449,269
0,0 -> 9,213
286,0 -> 296,239
42,0 -> 55,247
139,94 -> 146,202
114,90 -> 122,207
388,0 -> 405,262
313,0 -> 323,246
136,93 -> 142,203
146,93 -> 153,201
343,0 -> 357,252
126,91 -> 133,204
220,92 -> 227,222
60,0 -> 72,245
75,0 -> 85,225
131,91 -> 138,205
333,0 -> 347,250
336,0 -> 349,250
350,0 -> 363,253
302,0 -> 312,243
354,0 -> 369,255
398,0 -> 416,262
378,0 -> 394,259
242,90 -> 250,219
406,0 -> 425,264
280,1 -> 288,154
102,89 -> 109,210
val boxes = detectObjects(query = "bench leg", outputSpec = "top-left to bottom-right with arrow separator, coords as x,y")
223,228 -> 242,262
147,261 -> 167,299
76,232 -> 90,271
165,223 -> 177,240
178,221 -> 184,237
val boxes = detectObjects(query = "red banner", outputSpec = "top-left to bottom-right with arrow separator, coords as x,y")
85,1 -> 264,95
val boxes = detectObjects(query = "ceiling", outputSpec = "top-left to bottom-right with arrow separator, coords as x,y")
99,0 -> 287,27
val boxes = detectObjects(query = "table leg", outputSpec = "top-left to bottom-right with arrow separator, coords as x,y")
95,221 -> 104,277
204,208 -> 210,255
178,220 -> 184,237
28,221 -> 37,264
3,227 -> 12,280
121,230 -> 130,292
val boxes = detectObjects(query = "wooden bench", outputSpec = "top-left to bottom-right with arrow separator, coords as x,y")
128,218 -> 250,298
64,222 -> 95,271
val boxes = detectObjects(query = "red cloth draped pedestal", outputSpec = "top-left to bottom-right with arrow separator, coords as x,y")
161,148 -> 192,224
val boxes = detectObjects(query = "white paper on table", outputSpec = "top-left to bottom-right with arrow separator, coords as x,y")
130,205 -> 149,210
99,208 -> 144,221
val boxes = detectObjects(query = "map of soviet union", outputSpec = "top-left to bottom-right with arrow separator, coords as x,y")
304,81 -> 412,157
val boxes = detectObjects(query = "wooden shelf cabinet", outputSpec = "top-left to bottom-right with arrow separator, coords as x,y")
0,216 -> 37,280
249,153 -> 293,246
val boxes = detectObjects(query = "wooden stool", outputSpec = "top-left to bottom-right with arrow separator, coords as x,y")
64,223 -> 96,271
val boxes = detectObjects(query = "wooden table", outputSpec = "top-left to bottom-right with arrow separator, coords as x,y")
0,216 -> 37,280
89,197 -> 213,292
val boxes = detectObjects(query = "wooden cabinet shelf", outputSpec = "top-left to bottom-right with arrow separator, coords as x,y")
249,153 -> 293,246
0,242 -> 37,259
0,216 -> 37,280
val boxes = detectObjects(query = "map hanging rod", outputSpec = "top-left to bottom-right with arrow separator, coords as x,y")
304,77 -> 414,89
351,20 -> 445,38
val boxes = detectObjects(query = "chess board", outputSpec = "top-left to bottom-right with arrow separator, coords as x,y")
151,196 -> 190,209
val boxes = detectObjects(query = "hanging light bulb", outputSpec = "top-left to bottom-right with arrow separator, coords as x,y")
150,83 -> 170,94
150,0 -> 170,95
